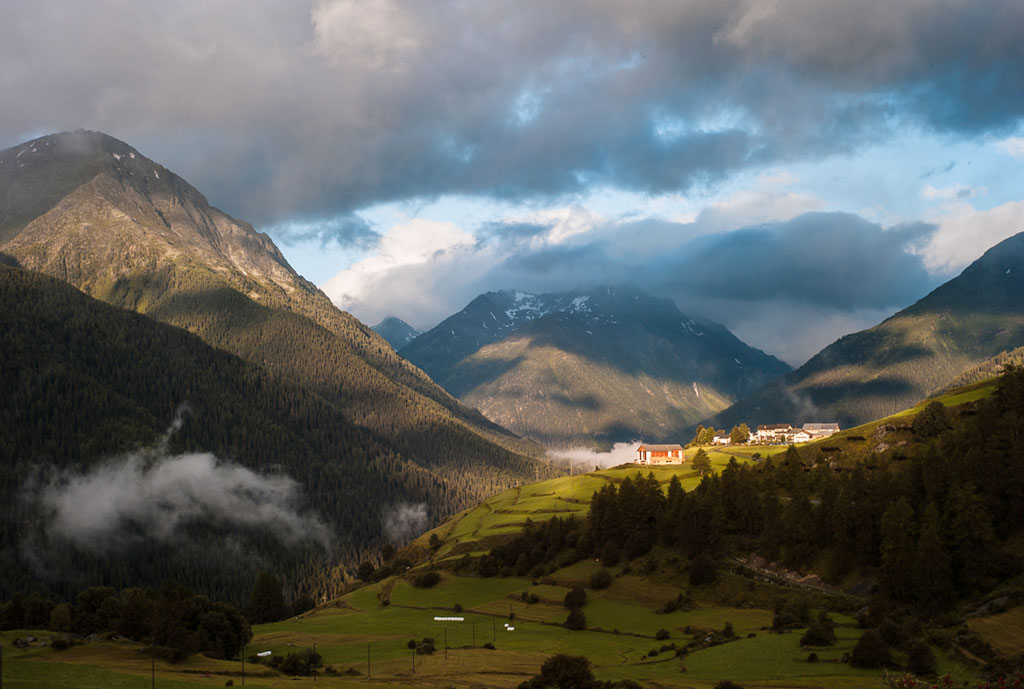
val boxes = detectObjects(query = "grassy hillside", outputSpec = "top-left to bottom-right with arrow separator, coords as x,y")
1,559 -> 983,689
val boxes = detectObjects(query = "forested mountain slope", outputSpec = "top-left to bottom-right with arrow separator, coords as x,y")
0,264 -> 458,602
705,231 -> 1024,430
0,130 -> 540,483
404,286 -> 790,447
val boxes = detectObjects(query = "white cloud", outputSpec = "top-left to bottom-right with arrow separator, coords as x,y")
996,136 -> 1024,159
550,441 -> 641,469
324,218 -> 473,310
918,199 -> 1024,273
921,183 -> 985,202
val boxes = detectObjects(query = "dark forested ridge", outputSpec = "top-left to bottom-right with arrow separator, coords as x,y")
403,286 -> 790,447
706,231 -> 1024,431
0,264 -> 553,605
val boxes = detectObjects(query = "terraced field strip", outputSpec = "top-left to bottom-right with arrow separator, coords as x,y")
967,606 -> 1024,657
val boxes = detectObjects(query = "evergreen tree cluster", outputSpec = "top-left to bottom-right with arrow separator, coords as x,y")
0,582 -> 251,661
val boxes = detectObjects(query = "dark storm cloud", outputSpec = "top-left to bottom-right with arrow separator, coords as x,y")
663,213 -> 938,310
271,214 -> 381,249
2,1 -> 1023,223
475,221 -> 552,249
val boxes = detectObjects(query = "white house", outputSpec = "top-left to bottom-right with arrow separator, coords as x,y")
755,424 -> 793,443
711,433 -> 731,445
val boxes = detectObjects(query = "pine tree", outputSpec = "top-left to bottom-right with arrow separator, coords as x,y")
692,448 -> 712,476
915,503 -> 953,612
245,572 -> 288,624
879,498 -> 916,601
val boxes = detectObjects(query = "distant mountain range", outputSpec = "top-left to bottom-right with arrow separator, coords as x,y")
372,316 -> 422,349
706,231 -> 1024,430
0,130 -> 546,599
401,286 -> 790,447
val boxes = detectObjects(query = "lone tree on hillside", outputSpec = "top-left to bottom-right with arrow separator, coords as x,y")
692,448 -> 712,476
246,572 -> 288,624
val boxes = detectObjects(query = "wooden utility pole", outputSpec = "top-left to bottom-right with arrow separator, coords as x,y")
367,644 -> 371,679
443,628 -> 448,660
241,643 -> 245,686
151,640 -> 155,689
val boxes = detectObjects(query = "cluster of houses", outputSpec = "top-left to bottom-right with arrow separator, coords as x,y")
714,423 -> 841,446
635,423 -> 840,465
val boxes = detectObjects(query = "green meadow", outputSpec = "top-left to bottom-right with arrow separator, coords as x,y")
3,562 -> 990,688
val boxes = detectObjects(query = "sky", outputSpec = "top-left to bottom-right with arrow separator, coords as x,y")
3,1 -> 1024,365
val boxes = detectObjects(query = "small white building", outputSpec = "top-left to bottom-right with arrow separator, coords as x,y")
711,433 -> 731,445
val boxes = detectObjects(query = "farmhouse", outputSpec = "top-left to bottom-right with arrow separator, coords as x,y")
755,424 -> 793,443
790,429 -> 812,443
711,432 -> 731,445
636,443 -> 685,465
803,422 -> 840,438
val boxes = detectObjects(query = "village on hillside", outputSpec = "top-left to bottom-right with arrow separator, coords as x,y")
635,422 -> 840,465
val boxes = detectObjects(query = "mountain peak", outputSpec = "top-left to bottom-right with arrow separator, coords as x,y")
373,316 -> 422,349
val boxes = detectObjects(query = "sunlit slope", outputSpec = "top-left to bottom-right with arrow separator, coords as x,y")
706,231 -> 1024,431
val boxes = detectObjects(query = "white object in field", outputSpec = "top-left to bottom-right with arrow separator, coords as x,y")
257,650 -> 272,657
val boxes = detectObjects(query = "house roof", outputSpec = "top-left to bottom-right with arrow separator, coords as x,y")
803,423 -> 840,431
758,424 -> 793,431
637,444 -> 684,451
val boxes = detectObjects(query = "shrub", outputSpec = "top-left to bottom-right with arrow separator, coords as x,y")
482,642 -> 495,650
522,654 -> 593,689
906,640 -> 937,675
453,603 -> 463,612
655,628 -> 670,640
850,629 -> 891,668
564,608 -> 586,631
722,621 -> 735,639
416,638 -> 436,655
589,569 -> 613,590
877,618 -> 904,648
50,636 -> 73,651
714,681 -> 745,689
413,571 -> 441,589
800,623 -> 836,647
407,639 -> 416,649
807,652 -> 818,663
563,586 -> 587,609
